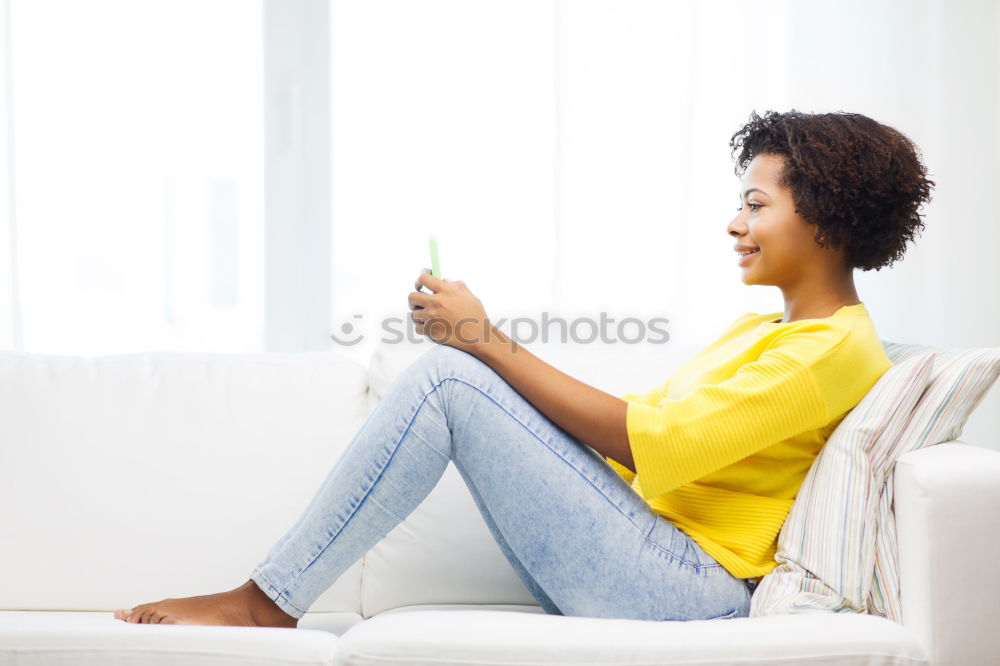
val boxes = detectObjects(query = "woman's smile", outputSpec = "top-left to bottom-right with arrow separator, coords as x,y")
736,245 -> 760,266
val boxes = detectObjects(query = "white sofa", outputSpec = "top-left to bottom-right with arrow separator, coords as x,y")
1,340 -> 998,666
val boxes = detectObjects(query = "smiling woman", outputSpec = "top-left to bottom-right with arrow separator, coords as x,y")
114,109 -> 937,627
726,110 -> 935,323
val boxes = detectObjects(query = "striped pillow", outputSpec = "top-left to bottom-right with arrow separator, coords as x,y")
748,351 -> 937,618
868,342 -> 1000,621
751,342 -> 1000,624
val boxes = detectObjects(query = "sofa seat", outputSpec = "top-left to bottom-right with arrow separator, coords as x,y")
0,610 -> 359,666
0,605 -> 930,666
337,606 -> 929,666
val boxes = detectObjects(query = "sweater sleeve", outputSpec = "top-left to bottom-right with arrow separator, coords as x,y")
625,326 -> 851,500
604,378 -> 673,485
620,377 -> 673,407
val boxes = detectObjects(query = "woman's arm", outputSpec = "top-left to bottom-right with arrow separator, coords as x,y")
408,269 -> 634,472
472,324 -> 635,473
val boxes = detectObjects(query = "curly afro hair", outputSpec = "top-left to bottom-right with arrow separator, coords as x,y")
729,109 -> 935,271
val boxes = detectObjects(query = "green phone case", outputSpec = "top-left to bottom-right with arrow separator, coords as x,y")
429,235 -> 441,278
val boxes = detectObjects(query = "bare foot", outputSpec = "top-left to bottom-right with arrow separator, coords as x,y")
113,579 -> 298,628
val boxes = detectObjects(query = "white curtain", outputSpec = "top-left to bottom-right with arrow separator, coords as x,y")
326,0 -> 1000,445
2,0 -> 998,443
1,0 -> 264,355
0,0 -> 16,351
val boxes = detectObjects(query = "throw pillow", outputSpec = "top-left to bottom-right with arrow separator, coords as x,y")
752,341 -> 1000,624
749,351 -> 937,618
868,342 -> 1000,621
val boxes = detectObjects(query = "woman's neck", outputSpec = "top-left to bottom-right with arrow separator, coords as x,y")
776,274 -> 860,324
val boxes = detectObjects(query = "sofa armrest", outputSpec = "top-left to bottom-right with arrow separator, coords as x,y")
894,440 -> 1000,666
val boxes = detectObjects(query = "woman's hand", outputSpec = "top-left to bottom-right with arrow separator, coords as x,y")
409,269 -> 492,354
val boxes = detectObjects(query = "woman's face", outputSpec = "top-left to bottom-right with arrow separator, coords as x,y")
726,153 -> 842,286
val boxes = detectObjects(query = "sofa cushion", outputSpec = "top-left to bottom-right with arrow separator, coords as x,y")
0,611 -> 348,666
360,340 -> 704,615
0,351 -> 370,616
360,463 -> 543,615
336,608 -> 928,666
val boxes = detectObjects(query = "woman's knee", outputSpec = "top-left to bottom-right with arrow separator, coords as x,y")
415,344 -> 490,382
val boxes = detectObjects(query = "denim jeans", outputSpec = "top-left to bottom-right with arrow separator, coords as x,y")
250,344 -> 755,621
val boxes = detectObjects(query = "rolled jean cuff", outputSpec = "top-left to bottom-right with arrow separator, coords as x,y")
250,567 -> 307,620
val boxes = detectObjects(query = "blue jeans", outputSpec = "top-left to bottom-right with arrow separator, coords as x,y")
250,344 -> 755,621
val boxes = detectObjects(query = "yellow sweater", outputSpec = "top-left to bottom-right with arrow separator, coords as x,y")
605,302 -> 892,579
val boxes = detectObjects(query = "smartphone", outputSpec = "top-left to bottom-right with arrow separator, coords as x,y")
429,234 -> 441,278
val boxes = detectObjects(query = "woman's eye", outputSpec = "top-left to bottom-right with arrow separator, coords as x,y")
735,203 -> 762,213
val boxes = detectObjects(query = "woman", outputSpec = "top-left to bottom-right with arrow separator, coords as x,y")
113,109 -> 934,626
